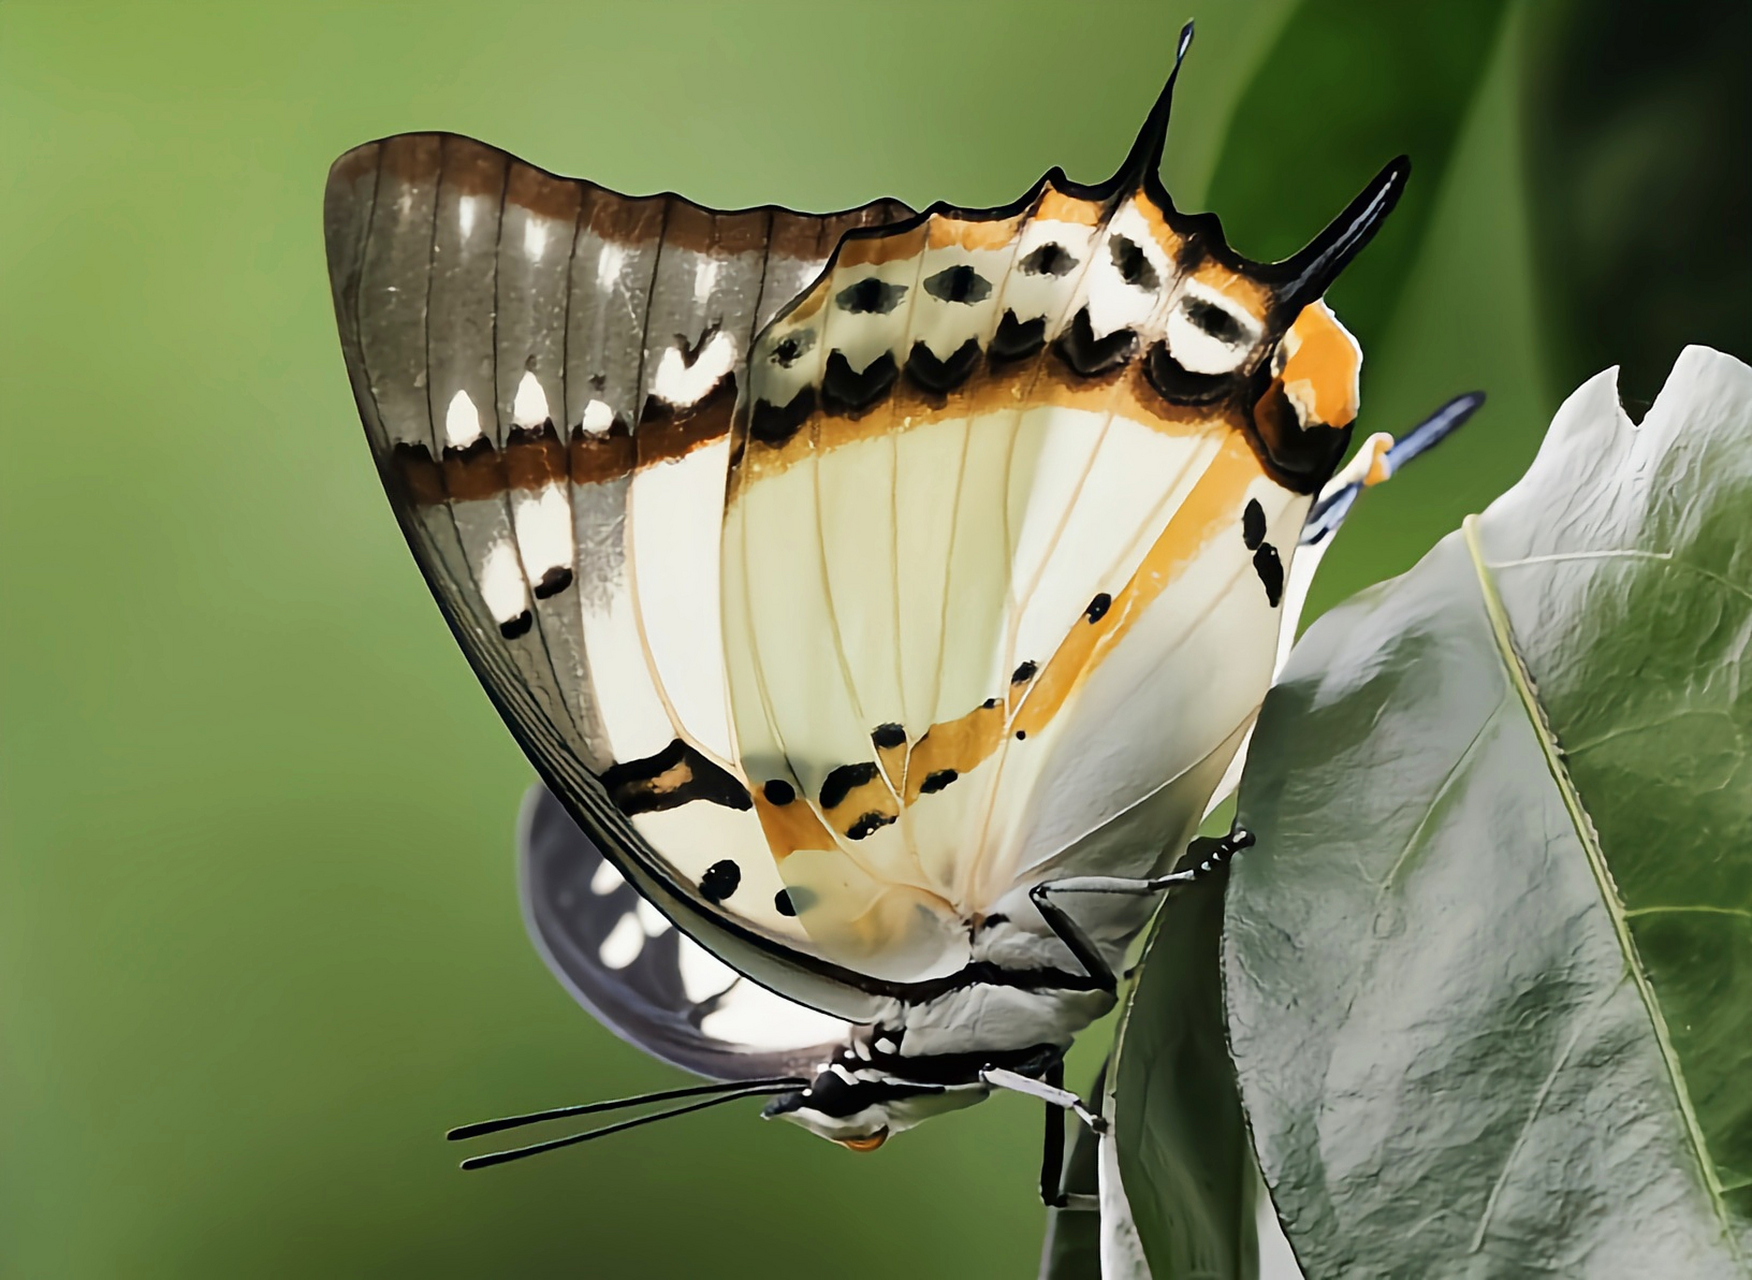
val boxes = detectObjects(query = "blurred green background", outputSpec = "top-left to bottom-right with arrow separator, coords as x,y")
2,2 -> 1745,1276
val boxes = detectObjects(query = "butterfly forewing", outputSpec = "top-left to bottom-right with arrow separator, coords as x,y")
325,134 -> 912,1021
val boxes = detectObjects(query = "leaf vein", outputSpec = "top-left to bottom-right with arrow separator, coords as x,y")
1462,515 -> 1743,1262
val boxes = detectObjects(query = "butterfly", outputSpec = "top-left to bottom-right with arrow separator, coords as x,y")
323,23 -> 1477,1189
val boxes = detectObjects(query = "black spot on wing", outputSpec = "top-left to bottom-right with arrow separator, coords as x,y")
762,778 -> 796,805
871,723 -> 907,750
533,565 -> 574,599
1011,660 -> 1038,684
1053,308 -> 1136,378
1242,499 -> 1266,551
1253,542 -> 1284,607
499,610 -> 534,639
1019,242 -> 1076,277
821,350 -> 898,416
923,265 -> 992,304
774,888 -> 797,917
1185,297 -> 1246,345
1109,236 -> 1160,291
905,338 -> 981,396
989,310 -> 1046,363
1144,342 -> 1229,405
699,859 -> 741,904
771,333 -> 812,368
845,811 -> 896,840
819,761 -> 880,811
836,277 -> 908,314
1085,593 -> 1111,623
919,769 -> 958,794
601,739 -> 754,816
750,386 -> 816,446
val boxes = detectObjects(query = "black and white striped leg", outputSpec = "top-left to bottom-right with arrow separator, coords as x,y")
1028,825 -> 1254,993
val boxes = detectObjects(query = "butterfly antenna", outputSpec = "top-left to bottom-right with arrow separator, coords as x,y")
457,1082 -> 805,1170
1387,390 -> 1484,470
446,1076 -> 808,1142
1113,19 -> 1196,189
1299,392 -> 1485,546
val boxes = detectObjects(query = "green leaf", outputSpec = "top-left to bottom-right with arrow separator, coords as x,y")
1113,867 -> 1261,1279
1225,348 -> 1752,1277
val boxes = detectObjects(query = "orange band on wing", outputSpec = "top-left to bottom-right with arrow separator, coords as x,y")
1013,432 -> 1262,738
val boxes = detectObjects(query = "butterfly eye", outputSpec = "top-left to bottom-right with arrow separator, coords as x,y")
1165,290 -> 1261,375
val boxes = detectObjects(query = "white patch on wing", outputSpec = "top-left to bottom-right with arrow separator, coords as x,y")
1007,219 -> 1095,322
697,979 -> 848,1050
1081,204 -> 1166,339
677,939 -> 737,1003
512,484 -> 574,580
479,534 -> 530,625
589,859 -> 625,895
578,397 -> 615,436
595,241 -> 627,291
1166,281 -> 1260,375
457,194 -> 479,240
444,387 -> 484,449
693,256 -> 720,307
634,898 -> 670,937
522,216 -> 549,262
598,912 -> 644,969
652,330 -> 736,409
512,369 -> 551,427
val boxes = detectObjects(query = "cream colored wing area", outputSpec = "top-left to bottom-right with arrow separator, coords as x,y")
994,462 -> 1312,900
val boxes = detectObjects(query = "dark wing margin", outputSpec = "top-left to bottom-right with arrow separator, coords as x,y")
519,785 -> 848,1081
323,133 -> 911,1022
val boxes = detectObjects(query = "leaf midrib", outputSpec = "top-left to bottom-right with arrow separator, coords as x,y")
1462,515 -> 1743,1262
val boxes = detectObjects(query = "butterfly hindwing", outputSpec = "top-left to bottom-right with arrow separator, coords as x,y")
520,784 -> 848,1081
721,179 -> 1367,981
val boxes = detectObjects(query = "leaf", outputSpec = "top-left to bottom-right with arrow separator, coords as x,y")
1224,348 -> 1752,1277
1112,866 -> 1261,1279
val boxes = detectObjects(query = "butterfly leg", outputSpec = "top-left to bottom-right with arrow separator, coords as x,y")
1039,1059 -> 1067,1208
976,1062 -> 1104,1209
1029,825 -> 1254,992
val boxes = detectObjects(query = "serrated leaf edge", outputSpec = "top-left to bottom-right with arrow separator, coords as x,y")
1462,513 -> 1744,1265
